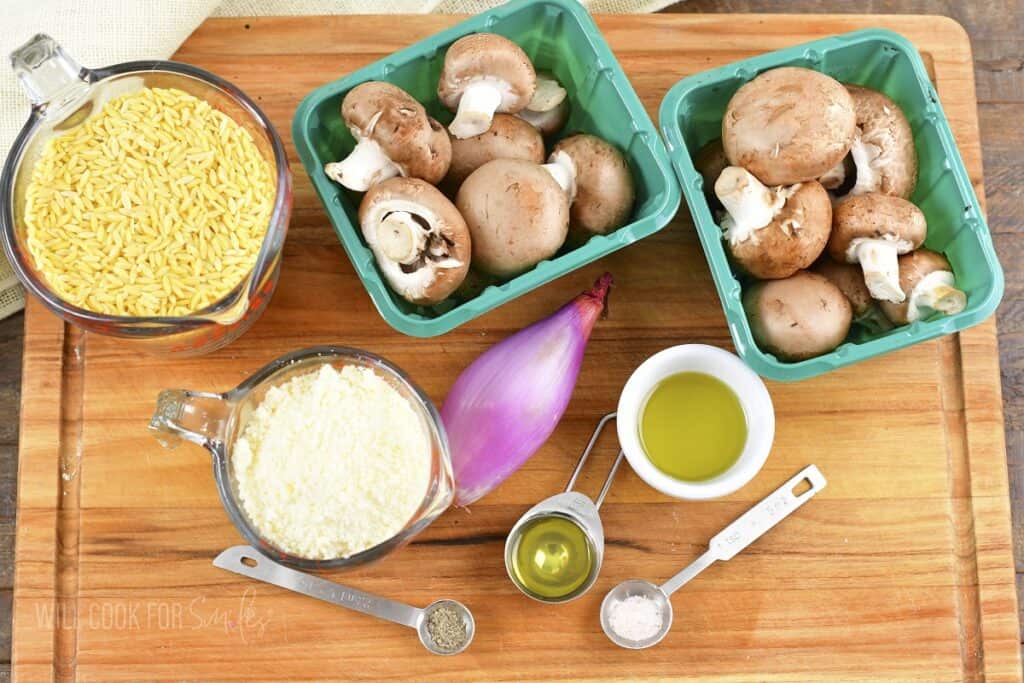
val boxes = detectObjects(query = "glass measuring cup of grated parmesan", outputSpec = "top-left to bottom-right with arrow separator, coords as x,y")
0,34 -> 292,355
148,346 -> 454,569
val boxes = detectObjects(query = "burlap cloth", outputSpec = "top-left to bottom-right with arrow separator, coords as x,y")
0,0 -> 676,320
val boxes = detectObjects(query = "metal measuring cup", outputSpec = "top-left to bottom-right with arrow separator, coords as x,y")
215,546 -> 475,655
599,465 -> 826,649
504,412 -> 624,603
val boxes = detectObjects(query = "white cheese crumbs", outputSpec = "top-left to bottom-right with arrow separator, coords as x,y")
232,363 -> 431,560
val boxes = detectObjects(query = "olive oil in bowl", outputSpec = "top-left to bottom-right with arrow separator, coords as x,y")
508,514 -> 595,601
639,372 -> 747,481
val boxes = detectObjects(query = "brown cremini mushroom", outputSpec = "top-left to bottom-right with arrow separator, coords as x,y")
827,193 -> 927,303
878,249 -> 966,325
442,114 -> 544,192
542,134 -> 635,237
843,84 -> 917,198
325,81 -> 451,192
714,166 -> 831,279
438,33 -> 536,139
722,67 -> 856,186
744,271 -> 852,361
694,138 -> 730,204
811,257 -> 893,333
456,158 -> 569,277
359,177 -> 470,305
516,71 -> 570,137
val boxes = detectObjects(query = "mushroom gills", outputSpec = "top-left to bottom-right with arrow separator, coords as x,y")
714,166 -> 796,244
846,236 -> 913,303
325,135 -> 400,192
448,78 -> 512,139
905,270 -> 966,322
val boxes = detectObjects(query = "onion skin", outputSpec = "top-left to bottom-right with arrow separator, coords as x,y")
442,274 -> 613,506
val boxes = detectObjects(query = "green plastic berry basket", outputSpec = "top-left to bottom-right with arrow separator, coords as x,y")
292,0 -> 680,337
659,28 -> 1004,382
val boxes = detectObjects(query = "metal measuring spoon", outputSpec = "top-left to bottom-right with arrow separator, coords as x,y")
600,465 -> 826,650
214,546 -> 474,655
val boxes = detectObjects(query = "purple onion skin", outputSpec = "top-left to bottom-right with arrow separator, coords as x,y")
442,274 -> 613,506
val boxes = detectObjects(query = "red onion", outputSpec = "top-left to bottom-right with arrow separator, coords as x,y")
442,273 -> 613,506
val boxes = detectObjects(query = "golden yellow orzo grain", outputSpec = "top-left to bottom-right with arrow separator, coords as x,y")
24,87 -> 274,317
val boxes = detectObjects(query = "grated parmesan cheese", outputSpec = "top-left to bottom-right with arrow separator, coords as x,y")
232,363 -> 431,560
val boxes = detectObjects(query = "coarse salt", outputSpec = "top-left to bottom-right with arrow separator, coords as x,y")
607,594 -> 664,642
232,363 -> 431,560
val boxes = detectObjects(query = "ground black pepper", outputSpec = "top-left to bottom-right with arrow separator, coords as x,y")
426,604 -> 468,652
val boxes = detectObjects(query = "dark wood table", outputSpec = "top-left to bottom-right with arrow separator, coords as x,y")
0,1 -> 1020,678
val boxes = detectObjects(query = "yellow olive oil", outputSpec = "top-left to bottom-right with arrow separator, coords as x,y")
639,372 -> 747,481
509,515 -> 593,600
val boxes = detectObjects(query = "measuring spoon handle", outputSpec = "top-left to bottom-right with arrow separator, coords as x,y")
660,465 -> 826,596
709,465 -> 827,561
214,546 -> 422,629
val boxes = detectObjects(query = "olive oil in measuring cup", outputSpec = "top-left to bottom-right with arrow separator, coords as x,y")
508,514 -> 594,600
639,372 -> 747,481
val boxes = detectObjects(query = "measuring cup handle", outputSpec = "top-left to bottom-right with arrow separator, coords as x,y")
10,34 -> 92,120
148,389 -> 230,452
709,465 -> 827,561
214,546 -> 422,629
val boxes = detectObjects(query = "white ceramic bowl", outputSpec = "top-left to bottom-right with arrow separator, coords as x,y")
616,344 -> 774,500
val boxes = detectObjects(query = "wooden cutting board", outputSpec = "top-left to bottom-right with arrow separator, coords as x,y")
12,13 -> 1022,682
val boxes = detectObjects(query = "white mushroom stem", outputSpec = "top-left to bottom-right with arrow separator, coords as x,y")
377,211 -> 427,265
449,81 -> 504,139
906,270 -> 966,322
848,132 -> 884,196
819,159 -> 846,190
324,136 -> 400,192
541,150 -> 578,203
846,237 -> 910,303
713,166 -> 793,244
528,75 -> 567,112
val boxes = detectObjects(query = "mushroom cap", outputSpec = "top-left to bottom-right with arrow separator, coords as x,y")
517,71 -> 570,136
727,180 -> 832,279
552,134 -> 635,237
744,271 -> 852,362
342,81 -> 452,184
455,158 -> 569,277
443,114 -> 544,191
827,193 -> 927,261
358,177 -> 470,305
879,249 -> 953,324
722,67 -> 856,186
811,257 -> 873,316
847,84 -> 917,198
437,33 -> 536,115
694,138 -> 730,201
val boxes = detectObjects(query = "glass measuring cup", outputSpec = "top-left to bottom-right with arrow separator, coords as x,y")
0,35 -> 292,355
149,346 -> 454,570
599,465 -> 827,649
504,412 -> 624,603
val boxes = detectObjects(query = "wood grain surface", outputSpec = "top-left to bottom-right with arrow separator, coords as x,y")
1,5 -> 1023,682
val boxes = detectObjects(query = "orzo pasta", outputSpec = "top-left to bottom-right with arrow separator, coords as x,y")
23,87 -> 275,317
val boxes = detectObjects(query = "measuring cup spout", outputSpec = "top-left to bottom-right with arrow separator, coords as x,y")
148,389 -> 231,451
